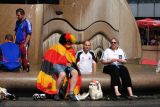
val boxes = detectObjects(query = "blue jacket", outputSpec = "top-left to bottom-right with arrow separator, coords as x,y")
0,42 -> 21,71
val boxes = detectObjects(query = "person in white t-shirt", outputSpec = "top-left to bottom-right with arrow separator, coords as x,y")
76,41 -> 97,74
101,38 -> 137,100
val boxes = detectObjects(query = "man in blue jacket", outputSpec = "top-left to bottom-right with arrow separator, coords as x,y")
14,8 -> 32,72
0,34 -> 21,71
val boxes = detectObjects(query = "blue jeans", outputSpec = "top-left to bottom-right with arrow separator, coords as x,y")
52,64 -> 74,75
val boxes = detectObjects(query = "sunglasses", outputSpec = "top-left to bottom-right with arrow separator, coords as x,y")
111,42 -> 117,44
66,41 -> 72,44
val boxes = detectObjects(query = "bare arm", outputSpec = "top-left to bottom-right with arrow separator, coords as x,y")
117,59 -> 127,64
101,58 -> 116,64
92,63 -> 96,74
13,35 -> 16,43
25,34 -> 31,45
101,58 -> 127,64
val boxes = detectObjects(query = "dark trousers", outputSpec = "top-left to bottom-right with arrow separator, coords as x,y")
103,64 -> 132,95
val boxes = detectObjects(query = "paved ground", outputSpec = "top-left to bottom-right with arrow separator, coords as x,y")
1,91 -> 160,107
1,97 -> 160,107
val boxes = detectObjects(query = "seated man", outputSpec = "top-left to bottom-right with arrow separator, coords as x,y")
76,41 -> 97,74
0,34 -> 21,71
36,33 -> 81,101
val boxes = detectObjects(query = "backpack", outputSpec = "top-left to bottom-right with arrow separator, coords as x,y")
89,80 -> 103,100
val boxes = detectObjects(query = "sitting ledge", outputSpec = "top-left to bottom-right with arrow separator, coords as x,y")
0,64 -> 159,91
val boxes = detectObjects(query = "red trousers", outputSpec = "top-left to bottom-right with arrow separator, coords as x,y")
19,43 -> 29,70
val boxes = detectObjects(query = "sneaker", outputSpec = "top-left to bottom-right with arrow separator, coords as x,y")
75,92 -> 89,101
54,94 -> 60,101
32,93 -> 40,100
127,95 -> 138,100
26,64 -> 30,72
75,94 -> 80,101
67,94 -> 77,101
23,64 -> 30,72
40,94 -> 46,100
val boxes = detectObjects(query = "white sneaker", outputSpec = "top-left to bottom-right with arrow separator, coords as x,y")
75,92 -> 89,101
32,93 -> 40,100
75,94 -> 80,101
40,94 -> 46,100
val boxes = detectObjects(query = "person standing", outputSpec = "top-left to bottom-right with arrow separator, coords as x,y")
0,34 -> 21,71
101,38 -> 137,99
14,8 -> 32,72
76,41 -> 97,74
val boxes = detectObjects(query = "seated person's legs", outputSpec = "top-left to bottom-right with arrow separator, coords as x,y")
67,68 -> 78,101
103,65 -> 121,96
119,65 -> 137,98
52,64 -> 78,101
52,64 -> 66,100
0,63 -> 21,72
70,69 -> 78,93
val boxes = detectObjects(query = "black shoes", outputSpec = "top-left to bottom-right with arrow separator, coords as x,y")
26,64 -> 30,72
54,94 -> 60,101
113,95 -> 124,100
53,93 -> 77,101
112,95 -> 138,100
67,94 -> 77,101
127,95 -> 138,100
23,64 -> 30,72
7,94 -> 16,101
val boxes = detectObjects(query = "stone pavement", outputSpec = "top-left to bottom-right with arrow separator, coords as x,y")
1,89 -> 160,107
1,96 -> 160,107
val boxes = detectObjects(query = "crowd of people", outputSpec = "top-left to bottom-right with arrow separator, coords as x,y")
140,29 -> 160,45
3,8 -> 158,101
35,33 -> 138,101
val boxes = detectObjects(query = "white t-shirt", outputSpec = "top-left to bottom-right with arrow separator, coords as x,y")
101,48 -> 127,66
76,50 -> 96,74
